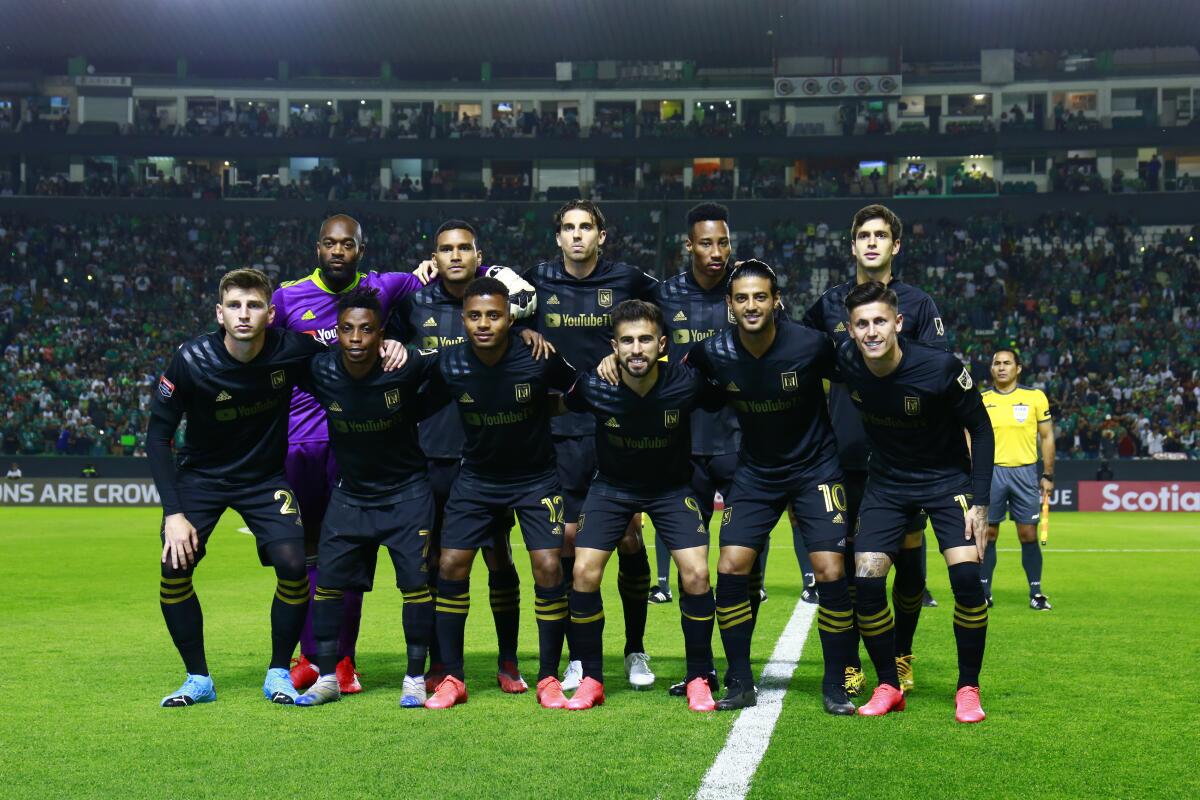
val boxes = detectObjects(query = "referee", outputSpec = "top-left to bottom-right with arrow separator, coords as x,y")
980,349 -> 1055,610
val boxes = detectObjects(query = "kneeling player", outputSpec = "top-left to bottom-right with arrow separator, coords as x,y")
836,281 -> 994,722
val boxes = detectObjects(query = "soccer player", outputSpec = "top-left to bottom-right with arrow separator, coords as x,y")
803,203 -> 948,695
836,281 -> 993,723
525,200 -> 660,691
424,278 -> 577,710
561,300 -> 725,711
149,268 -> 326,707
292,288 -> 441,708
686,260 -> 857,715
981,348 -> 1055,610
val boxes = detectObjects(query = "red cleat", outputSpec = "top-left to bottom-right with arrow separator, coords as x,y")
335,656 -> 362,694
290,656 -> 319,692
424,676 -> 468,709
955,686 -> 986,723
566,677 -> 606,710
496,661 -> 529,694
686,676 -> 717,712
536,676 -> 568,709
425,667 -> 446,695
856,684 -> 906,716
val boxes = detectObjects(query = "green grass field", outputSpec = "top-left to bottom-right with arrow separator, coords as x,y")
1,509 -> 1197,799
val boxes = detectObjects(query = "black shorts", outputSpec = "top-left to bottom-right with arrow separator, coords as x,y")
578,487 -> 708,553
318,486 -> 435,591
428,457 -> 515,552
164,472 -> 305,567
442,470 -> 565,552
554,435 -> 596,523
719,472 -> 848,555
844,468 -> 927,536
690,453 -> 738,522
855,481 -> 974,559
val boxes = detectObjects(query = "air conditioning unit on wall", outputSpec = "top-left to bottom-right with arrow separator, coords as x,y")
774,75 -> 901,98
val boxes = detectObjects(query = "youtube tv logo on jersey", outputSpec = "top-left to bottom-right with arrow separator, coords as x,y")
1078,481 -> 1200,512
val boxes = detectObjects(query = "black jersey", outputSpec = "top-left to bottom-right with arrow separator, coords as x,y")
803,277 -> 947,471
835,339 -> 994,501
434,338 -> 577,482
524,257 -> 658,437
655,270 -> 740,456
686,320 -> 840,488
299,347 -> 439,502
564,361 -> 724,497
389,283 -> 470,460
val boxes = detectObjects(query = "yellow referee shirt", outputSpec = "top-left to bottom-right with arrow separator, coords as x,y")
981,385 -> 1052,467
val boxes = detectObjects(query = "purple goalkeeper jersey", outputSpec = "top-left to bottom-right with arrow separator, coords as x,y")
272,267 -> 425,443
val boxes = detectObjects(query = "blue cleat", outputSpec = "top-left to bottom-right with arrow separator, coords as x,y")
161,674 -> 216,708
295,674 -> 341,707
399,675 -> 427,708
263,667 -> 299,704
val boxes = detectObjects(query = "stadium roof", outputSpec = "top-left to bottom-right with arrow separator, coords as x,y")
3,0 -> 1199,68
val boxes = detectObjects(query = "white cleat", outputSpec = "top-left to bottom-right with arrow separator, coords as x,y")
625,652 -> 655,690
400,675 -> 427,708
295,674 -> 341,707
561,660 -> 583,692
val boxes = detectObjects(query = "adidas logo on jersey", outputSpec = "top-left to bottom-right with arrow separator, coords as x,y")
423,317 -> 438,327
725,382 -> 740,392
215,390 -> 232,402
328,401 -> 343,412
832,512 -> 844,525
673,310 -> 687,322
834,321 -> 846,333
850,391 -> 862,403
547,294 -> 560,305
605,417 -> 621,428
459,393 -> 475,403
301,310 -> 316,321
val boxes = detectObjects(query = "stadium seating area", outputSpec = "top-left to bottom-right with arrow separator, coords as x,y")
1,211 -> 1196,460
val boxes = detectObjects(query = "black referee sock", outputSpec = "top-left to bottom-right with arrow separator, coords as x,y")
815,578 -> 856,691
488,564 -> 521,663
533,582 -> 569,681
891,547 -> 926,657
1021,540 -> 1044,596
654,533 -> 673,591
981,540 -> 998,598
854,576 -> 900,689
160,572 -> 208,676
569,589 -> 605,683
617,547 -> 651,655
949,562 -> 988,688
434,577 -> 470,680
680,590 -> 716,681
715,572 -> 754,685
401,586 -> 434,677
312,586 -> 344,676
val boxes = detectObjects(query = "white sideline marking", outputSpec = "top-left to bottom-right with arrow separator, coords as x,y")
996,547 -> 1200,553
696,599 -> 818,800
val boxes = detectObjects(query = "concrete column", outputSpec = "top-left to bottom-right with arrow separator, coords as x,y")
581,160 -> 595,194
482,159 -> 493,191
380,165 -> 392,193
382,97 -> 392,132
278,164 -> 290,186
530,164 -> 539,197
736,98 -> 744,123
480,100 -> 492,128
580,93 -> 594,129
1045,91 -> 1054,131
76,96 -> 86,124
1096,154 -> 1114,181
69,157 -> 84,183
127,97 -> 134,125
19,157 -> 26,192
683,164 -> 694,191
278,97 -> 289,130
732,166 -> 740,195
784,164 -> 796,185
1097,88 -> 1112,129
683,96 -> 698,122
993,156 -> 1005,184
176,95 -> 187,133
174,165 -> 184,182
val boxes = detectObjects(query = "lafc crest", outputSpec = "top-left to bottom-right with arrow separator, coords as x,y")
904,396 -> 921,415
515,383 -> 532,403
781,371 -> 798,391
664,409 -> 680,429
597,289 -> 613,308
271,370 -> 286,389
385,388 -> 400,409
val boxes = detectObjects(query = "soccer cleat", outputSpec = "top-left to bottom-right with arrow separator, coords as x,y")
496,661 -> 529,694
648,586 -> 673,604
686,677 -> 717,712
399,675 -> 427,708
986,596 -> 994,608
759,587 -> 769,603
715,678 -> 757,711
263,667 -> 298,704
670,670 -> 718,697
800,583 -> 819,605
955,685 -> 986,723
625,652 -> 655,690
922,589 -> 938,608
1030,594 -> 1053,611
290,655 -> 319,692
335,656 -> 362,694
536,676 -> 568,709
561,660 -> 583,692
844,666 -> 866,697
857,684 -> 905,716
161,674 -> 216,708
424,676 -> 468,709
896,654 -> 915,693
823,686 -> 856,716
425,665 -> 446,695
566,677 -> 606,710
295,674 -> 341,707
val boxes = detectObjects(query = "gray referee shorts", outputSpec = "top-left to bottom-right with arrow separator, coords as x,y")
987,464 -> 1041,525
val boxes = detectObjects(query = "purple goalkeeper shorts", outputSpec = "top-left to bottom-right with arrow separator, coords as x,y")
284,440 -> 339,550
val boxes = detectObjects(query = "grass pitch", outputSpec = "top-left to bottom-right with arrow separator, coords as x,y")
0,509 -> 1196,799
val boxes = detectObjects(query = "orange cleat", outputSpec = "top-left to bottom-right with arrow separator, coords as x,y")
425,666 -> 446,695
856,684 -> 906,716
424,676 -> 468,709
290,655 -> 319,692
566,677 -> 606,710
686,676 -> 717,712
955,686 -> 986,723
536,676 -> 568,709
335,656 -> 362,694
496,661 -> 529,694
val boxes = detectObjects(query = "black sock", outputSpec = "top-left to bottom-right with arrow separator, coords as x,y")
715,572 -> 753,685
816,578 -> 856,691
534,582 -> 568,681
1021,540 -> 1043,596
854,576 -> 899,688
680,590 -> 716,681
617,547 -> 651,655
791,526 -> 814,578
488,563 -> 521,663
270,577 -> 310,670
747,565 -> 764,632
427,582 -> 443,670
982,539 -> 998,598
401,586 -> 434,677
654,532 -> 673,591
846,581 -> 862,671
434,576 -> 470,680
892,547 -> 926,656
160,572 -> 207,675
312,586 -> 344,676
949,562 -> 988,688
569,589 -> 605,683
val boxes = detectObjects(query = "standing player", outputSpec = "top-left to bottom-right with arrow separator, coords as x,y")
561,300 -> 725,711
687,261 -> 857,715
836,282 -> 993,723
803,203 -> 948,695
424,278 -> 578,710
981,348 -> 1055,610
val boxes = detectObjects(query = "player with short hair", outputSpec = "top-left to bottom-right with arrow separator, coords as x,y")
424,278 -> 578,710
981,348 -> 1055,610
561,300 -> 725,711
836,281 -> 993,723
686,261 -> 857,715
